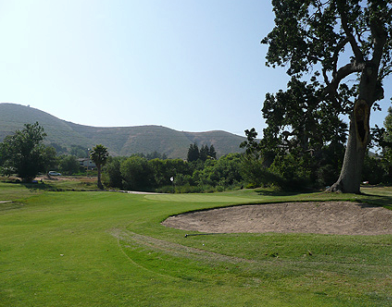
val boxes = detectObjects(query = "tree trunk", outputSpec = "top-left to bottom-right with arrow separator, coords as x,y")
328,100 -> 370,193
329,46 -> 383,193
97,165 -> 103,190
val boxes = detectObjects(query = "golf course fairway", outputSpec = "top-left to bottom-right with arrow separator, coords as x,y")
1,184 -> 392,306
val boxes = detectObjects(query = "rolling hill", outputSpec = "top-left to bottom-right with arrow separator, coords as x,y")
0,103 -> 246,159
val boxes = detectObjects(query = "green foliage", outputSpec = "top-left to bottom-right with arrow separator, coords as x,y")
240,128 -> 261,159
365,108 -> 392,185
59,155 -> 81,175
262,78 -> 348,155
41,146 -> 58,174
121,156 -> 153,191
106,153 -> 245,193
260,0 -> 392,193
187,143 -> 218,163
199,144 -> 209,161
90,144 -> 109,168
90,144 -> 109,189
187,143 -> 199,162
103,157 -> 124,189
51,142 -> 68,155
379,107 -> 392,163
0,122 -> 55,182
200,154 -> 243,188
70,145 -> 89,158
362,155 -> 386,185
209,144 -> 217,159
268,153 -> 312,190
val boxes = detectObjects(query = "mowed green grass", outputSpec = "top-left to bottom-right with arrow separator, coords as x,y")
1,184 -> 392,306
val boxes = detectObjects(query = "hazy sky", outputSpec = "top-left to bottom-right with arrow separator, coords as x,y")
0,0 -> 390,136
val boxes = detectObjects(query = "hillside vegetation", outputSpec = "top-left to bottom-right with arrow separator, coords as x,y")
0,103 -> 245,158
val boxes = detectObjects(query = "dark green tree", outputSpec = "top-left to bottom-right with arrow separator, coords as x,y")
262,78 -> 348,155
369,107 -> 392,183
103,157 -> 124,189
90,144 -> 109,189
381,107 -> 392,156
50,143 -> 68,155
70,145 -> 89,158
262,0 -> 392,193
258,77 -> 348,189
199,145 -> 210,161
209,144 -> 217,159
0,122 -> 53,182
59,155 -> 81,175
187,143 -> 199,162
42,146 -> 58,175
121,156 -> 153,191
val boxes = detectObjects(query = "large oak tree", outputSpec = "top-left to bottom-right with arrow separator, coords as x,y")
262,0 -> 392,193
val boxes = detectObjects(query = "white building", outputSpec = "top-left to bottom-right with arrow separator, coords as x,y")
77,158 -> 96,170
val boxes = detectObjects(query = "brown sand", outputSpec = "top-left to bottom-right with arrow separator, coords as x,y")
162,202 -> 392,235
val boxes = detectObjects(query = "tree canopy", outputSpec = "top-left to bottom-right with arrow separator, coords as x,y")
187,143 -> 200,162
90,144 -> 109,189
260,0 -> 392,193
0,122 -> 55,182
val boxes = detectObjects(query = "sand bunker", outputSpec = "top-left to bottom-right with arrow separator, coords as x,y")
162,202 -> 392,235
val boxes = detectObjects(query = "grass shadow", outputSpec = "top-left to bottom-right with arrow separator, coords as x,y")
255,188 -> 313,197
21,182 -> 56,191
360,192 -> 392,209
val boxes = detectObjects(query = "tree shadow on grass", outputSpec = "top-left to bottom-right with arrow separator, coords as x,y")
360,192 -> 392,209
255,188 -> 313,197
21,182 -> 56,191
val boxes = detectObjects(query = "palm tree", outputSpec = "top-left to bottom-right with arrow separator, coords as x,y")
90,144 -> 109,190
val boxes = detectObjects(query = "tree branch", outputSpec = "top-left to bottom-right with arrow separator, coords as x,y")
325,61 -> 365,96
332,37 -> 350,77
337,1 -> 364,62
387,7 -> 392,20
370,19 -> 388,67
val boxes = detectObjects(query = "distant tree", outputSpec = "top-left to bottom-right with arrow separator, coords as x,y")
0,122 -> 53,182
199,145 -> 209,161
187,143 -> 199,162
50,143 -> 68,155
146,151 -> 168,160
59,155 -> 81,175
121,156 -> 153,191
370,107 -> 392,182
70,145 -> 89,158
90,144 -> 109,189
148,158 -> 167,187
42,146 -> 58,175
103,157 -> 123,189
211,153 -> 243,186
381,108 -> 392,157
209,145 -> 217,159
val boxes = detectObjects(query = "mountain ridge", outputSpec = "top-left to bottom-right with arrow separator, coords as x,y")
0,103 -> 246,158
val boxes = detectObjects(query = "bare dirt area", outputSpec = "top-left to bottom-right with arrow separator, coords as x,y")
35,175 -> 96,183
162,202 -> 392,235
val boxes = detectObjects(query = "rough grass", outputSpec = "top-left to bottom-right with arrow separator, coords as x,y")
0,182 -> 392,306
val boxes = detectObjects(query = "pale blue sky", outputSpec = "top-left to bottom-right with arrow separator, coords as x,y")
0,0 -> 390,136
